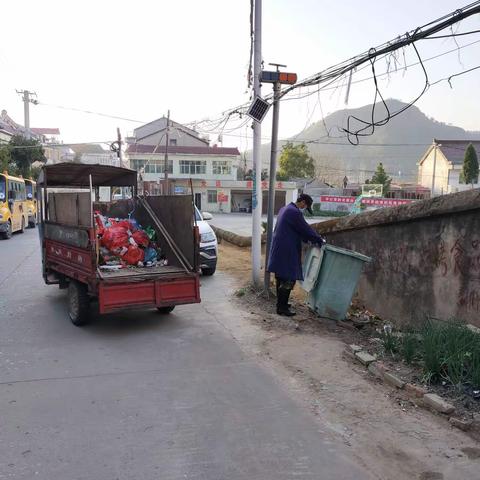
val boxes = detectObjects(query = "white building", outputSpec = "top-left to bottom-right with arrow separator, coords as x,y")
126,117 -> 297,213
418,139 -> 480,196
0,110 -> 65,165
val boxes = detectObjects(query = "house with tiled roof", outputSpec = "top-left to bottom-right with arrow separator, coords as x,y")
418,139 -> 480,196
126,116 -> 298,213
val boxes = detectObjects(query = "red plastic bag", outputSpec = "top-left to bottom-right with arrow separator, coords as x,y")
121,245 -> 145,265
132,229 -> 150,248
101,226 -> 129,250
117,220 -> 134,231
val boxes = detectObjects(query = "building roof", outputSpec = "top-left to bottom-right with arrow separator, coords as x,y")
69,143 -> 107,155
133,117 -> 209,145
127,144 -> 240,156
434,139 -> 480,165
31,127 -> 60,135
0,110 -> 20,135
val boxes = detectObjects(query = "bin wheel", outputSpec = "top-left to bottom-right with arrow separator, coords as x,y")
68,281 -> 90,326
157,306 -> 175,314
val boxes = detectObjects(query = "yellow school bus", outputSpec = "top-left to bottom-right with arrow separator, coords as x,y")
0,172 -> 29,239
24,178 -> 37,228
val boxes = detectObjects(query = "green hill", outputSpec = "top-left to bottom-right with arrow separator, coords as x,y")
250,99 -> 480,185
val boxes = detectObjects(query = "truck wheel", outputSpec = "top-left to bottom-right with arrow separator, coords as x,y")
28,218 -> 36,228
0,221 -> 12,240
157,306 -> 175,314
202,266 -> 216,276
68,281 -> 90,326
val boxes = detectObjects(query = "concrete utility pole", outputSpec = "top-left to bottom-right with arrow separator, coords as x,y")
251,0 -> 263,288
263,67 -> 282,290
16,90 -> 37,139
260,65 -> 297,290
164,110 -> 170,195
116,127 -> 123,165
431,141 -> 438,197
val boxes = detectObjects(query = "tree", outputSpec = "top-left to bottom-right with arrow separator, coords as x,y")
276,142 -> 315,181
244,168 -> 268,181
462,143 -> 479,186
367,162 -> 392,194
0,145 -> 11,173
9,135 -> 46,178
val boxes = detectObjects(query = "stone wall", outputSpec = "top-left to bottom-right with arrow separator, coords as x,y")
312,189 -> 480,326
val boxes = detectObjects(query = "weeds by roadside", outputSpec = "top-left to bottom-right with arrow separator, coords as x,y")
420,320 -> 480,389
379,319 -> 480,391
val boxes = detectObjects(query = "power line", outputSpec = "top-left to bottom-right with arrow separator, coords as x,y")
279,38 -> 480,101
27,2 -> 480,150
191,37 -> 480,140
423,28 -> 480,39
36,101 -> 146,124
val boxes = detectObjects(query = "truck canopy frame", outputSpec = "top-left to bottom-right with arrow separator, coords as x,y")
37,163 -> 137,190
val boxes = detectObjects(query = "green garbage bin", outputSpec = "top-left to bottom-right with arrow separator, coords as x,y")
301,244 -> 371,321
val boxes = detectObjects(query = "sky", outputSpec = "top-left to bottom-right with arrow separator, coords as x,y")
0,0 -> 479,151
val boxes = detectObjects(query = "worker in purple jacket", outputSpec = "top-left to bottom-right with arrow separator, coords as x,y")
267,194 -> 325,316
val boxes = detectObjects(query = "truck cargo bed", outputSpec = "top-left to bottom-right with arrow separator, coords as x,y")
99,264 -> 185,281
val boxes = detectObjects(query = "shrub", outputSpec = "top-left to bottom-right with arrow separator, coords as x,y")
381,330 -> 399,355
421,320 -> 445,383
420,319 -> 480,388
401,332 -> 419,364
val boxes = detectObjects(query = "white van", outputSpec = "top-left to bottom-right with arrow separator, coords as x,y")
195,206 -> 217,275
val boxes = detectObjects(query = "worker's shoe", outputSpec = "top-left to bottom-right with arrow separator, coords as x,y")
276,289 -> 296,316
277,306 -> 296,317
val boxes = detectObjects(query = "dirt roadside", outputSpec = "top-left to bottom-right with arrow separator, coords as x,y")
216,241 -> 480,480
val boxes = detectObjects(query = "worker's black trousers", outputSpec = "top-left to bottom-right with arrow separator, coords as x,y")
275,276 -> 295,311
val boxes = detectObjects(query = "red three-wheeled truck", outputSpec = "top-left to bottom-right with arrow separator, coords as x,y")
37,163 -> 201,326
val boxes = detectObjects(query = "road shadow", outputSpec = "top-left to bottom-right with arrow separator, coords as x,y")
84,304 -> 182,337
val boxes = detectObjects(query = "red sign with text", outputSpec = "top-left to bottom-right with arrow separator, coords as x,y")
319,195 -> 413,207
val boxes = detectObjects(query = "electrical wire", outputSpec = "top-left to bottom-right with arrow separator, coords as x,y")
36,101 -> 146,124
27,2 -> 480,149
422,28 -> 480,39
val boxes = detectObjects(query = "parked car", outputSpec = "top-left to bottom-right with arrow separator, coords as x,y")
195,207 -> 217,276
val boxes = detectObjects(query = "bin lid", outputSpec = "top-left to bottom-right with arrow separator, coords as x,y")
324,244 -> 372,263
300,246 -> 324,293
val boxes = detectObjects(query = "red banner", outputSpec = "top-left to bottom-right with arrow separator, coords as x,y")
319,195 -> 413,207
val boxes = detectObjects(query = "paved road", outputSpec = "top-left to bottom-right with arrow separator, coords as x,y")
209,213 -> 333,236
0,229 -> 370,479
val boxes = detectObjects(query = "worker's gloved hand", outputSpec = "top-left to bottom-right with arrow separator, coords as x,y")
317,237 -> 326,246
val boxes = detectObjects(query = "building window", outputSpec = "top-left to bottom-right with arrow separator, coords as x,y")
132,159 -> 172,174
131,159 -> 146,171
180,160 -> 206,175
207,190 -> 217,203
212,160 -> 231,175
169,139 -> 177,146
